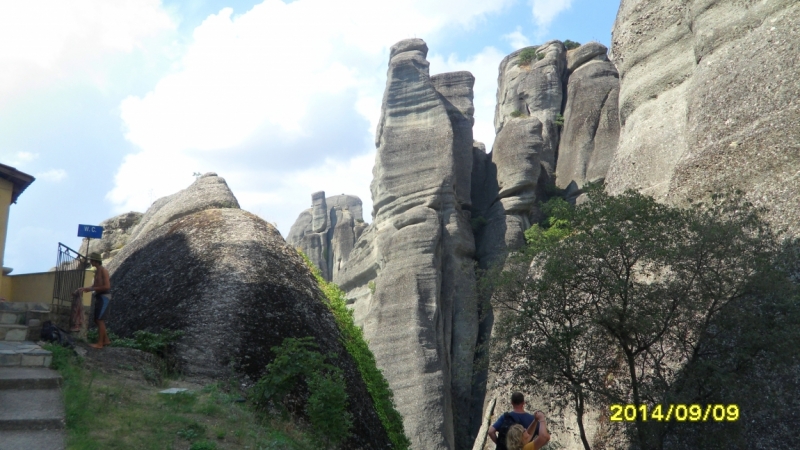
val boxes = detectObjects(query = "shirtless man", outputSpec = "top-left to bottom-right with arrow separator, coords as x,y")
75,252 -> 111,349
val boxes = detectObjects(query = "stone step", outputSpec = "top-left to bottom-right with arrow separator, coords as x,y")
0,302 -> 51,312
0,342 -> 53,368
0,324 -> 28,342
0,429 -> 65,450
0,368 -> 62,390
0,388 -> 65,431
0,312 -> 24,325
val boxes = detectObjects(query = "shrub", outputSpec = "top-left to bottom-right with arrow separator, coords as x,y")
300,252 -> 410,449
517,47 -> 539,65
563,39 -> 581,50
251,337 -> 352,447
368,280 -> 376,295
510,110 -> 523,118
554,113 -> 565,127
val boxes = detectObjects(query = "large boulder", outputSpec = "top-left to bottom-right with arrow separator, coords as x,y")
606,0 -> 800,235
106,206 -> 391,448
338,38 -> 479,450
556,42 -> 620,189
79,211 -> 143,265
127,172 -> 240,243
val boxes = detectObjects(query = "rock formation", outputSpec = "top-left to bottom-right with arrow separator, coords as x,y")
606,0 -> 800,235
287,192 -> 366,282
336,39 -> 479,450
105,175 -> 391,449
556,42 -> 620,190
78,211 -> 143,265
127,172 -> 240,243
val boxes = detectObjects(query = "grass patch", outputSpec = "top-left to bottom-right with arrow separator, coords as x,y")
510,110 -> 523,118
300,252 -> 411,449
518,47 -> 545,66
45,345 -> 316,449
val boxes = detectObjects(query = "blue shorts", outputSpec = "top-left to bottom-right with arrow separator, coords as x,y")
94,294 -> 110,321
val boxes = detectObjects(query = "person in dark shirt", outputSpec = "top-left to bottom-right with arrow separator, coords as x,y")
488,392 -> 536,446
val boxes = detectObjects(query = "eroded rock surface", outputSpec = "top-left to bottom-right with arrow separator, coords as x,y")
606,0 -> 800,235
106,203 -> 391,449
556,42 -> 620,189
127,172 -> 240,243
337,38 -> 478,450
287,192 -> 365,282
79,212 -> 143,265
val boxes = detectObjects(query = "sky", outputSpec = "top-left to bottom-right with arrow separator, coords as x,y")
0,0 -> 620,274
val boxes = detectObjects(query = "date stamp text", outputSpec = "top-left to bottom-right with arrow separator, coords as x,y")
609,404 -> 739,422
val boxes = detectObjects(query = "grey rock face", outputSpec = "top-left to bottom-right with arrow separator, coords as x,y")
127,172 -> 240,243
495,41 -> 567,175
566,41 -> 610,72
79,211 -> 143,264
106,207 -> 391,449
338,39 -> 478,450
556,42 -> 620,189
311,191 -> 328,233
286,192 -> 365,282
606,0 -> 800,235
432,71 -> 476,209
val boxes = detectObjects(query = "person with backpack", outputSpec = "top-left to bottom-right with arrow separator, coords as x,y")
505,411 -> 550,450
488,392 -> 546,450
74,252 -> 111,349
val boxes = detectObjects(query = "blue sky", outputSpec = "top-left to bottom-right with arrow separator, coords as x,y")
0,0 -> 619,274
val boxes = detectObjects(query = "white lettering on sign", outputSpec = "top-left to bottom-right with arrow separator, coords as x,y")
84,226 -> 90,231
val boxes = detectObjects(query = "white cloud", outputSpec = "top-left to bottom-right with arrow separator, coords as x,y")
503,27 -> 531,50
532,0 -> 573,30
110,0 -> 515,237
35,169 -> 67,182
0,0 -> 176,99
0,151 -> 39,168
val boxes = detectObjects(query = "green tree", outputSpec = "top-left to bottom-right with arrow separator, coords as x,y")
251,337 -> 353,447
492,187 -> 798,449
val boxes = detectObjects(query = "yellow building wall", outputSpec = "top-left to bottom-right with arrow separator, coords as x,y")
0,178 -> 13,298
3,270 -> 95,306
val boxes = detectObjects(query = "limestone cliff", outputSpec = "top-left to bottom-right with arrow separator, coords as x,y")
606,0 -> 800,235
286,192 -> 365,282
336,39 -> 479,450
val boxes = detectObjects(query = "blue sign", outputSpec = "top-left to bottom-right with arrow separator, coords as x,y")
77,224 -> 104,239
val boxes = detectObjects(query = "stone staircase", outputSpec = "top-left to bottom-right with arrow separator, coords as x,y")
0,303 -> 66,449
0,302 -> 54,368
0,368 -> 66,450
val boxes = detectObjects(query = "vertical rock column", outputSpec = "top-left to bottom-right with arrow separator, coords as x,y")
432,71 -> 480,450
339,39 -> 479,450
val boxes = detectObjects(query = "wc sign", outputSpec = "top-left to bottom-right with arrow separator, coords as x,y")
77,224 -> 104,239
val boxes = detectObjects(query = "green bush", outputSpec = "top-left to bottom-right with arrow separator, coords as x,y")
554,113 -> 564,127
368,280 -> 376,295
87,328 -> 182,357
251,337 -> 352,447
300,252 -> 410,449
563,39 -> 581,50
189,442 -> 217,450
517,47 -> 539,65
510,110 -> 523,118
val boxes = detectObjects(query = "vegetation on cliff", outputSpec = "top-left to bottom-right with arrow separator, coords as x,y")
492,187 -> 800,449
301,252 -> 411,449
